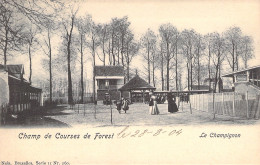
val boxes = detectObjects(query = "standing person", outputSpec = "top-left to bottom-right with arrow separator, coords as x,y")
150,93 -> 160,115
148,92 -> 153,114
116,97 -> 123,113
168,93 -> 178,113
122,97 -> 129,113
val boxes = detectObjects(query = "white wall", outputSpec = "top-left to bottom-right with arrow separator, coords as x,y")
0,70 -> 9,105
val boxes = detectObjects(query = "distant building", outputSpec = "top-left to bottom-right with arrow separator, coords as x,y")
182,77 -> 223,93
222,65 -> 260,95
94,65 -> 124,101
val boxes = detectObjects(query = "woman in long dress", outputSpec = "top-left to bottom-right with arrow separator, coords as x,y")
168,93 -> 178,113
150,94 -> 160,115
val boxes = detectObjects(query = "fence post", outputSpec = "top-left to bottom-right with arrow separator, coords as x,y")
222,93 -> 224,115
84,103 -> 85,116
233,92 -> 235,117
255,95 -> 260,120
198,94 -> 200,111
202,94 -> 204,111
189,95 -> 192,114
182,99 -> 183,112
246,91 -> 249,119
213,93 -> 215,119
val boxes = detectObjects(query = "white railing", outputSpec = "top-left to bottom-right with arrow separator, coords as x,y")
98,84 -> 123,90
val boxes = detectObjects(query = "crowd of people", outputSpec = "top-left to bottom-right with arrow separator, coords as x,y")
115,92 -> 179,115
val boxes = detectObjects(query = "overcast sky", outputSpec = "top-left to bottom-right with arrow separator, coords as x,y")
15,0 -> 260,84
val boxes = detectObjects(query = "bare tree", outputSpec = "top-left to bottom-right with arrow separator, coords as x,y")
204,33 -> 215,90
159,24 -> 178,90
0,4 -> 23,66
193,33 -> 205,89
124,31 -> 139,82
141,28 -> 156,85
240,35 -> 254,68
62,9 -> 77,104
212,32 -> 226,92
88,21 -> 101,102
22,24 -> 40,84
224,26 -> 242,82
75,15 -> 91,103
180,29 -> 196,91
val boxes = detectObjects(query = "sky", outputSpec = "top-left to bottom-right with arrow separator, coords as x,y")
9,0 -> 260,86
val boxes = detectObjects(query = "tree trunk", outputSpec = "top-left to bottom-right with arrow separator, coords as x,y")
175,43 -> 178,90
147,42 -> 150,84
117,40 -> 120,65
232,42 -> 235,82
161,47 -> 164,91
197,48 -> 200,90
187,62 -> 190,91
67,17 -> 74,105
166,59 -> 169,91
126,42 -> 130,82
152,54 -> 155,87
92,36 -> 96,102
48,29 -> 52,103
208,45 -> 211,91
190,59 -> 193,91
112,31 -> 115,65
80,34 -> 84,103
108,39 -> 112,65
3,29 -> 8,66
214,54 -> 220,92
121,34 -> 124,67
103,28 -> 106,66
166,42 -> 169,91
28,43 -> 32,84
190,45 -> 193,90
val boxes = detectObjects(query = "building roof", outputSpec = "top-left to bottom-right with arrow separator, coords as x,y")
222,65 -> 260,77
119,75 -> 156,91
0,64 -> 24,75
94,65 -> 124,77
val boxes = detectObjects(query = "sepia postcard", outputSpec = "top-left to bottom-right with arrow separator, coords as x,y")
0,0 -> 260,164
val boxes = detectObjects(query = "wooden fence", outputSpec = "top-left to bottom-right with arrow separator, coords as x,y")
190,92 -> 260,119
0,103 -> 9,126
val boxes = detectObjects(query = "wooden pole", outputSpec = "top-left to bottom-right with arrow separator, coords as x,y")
233,92 -> 235,117
246,91 -> 249,119
222,93 -> 224,115
213,92 -> 215,119
94,103 -> 96,119
198,94 -> 200,111
109,87 -> 113,124
84,103 -> 85,116
189,94 -> 192,114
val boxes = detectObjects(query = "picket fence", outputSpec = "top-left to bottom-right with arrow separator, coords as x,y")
189,92 -> 260,119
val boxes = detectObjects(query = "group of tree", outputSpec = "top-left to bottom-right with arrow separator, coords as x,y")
140,25 -> 254,92
0,0 -> 255,105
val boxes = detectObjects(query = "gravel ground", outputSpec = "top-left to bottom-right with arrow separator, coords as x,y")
46,102 -> 260,127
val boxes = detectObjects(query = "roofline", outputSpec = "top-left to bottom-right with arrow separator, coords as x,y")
95,76 -> 124,79
94,65 -> 124,67
222,65 -> 260,77
119,87 -> 156,91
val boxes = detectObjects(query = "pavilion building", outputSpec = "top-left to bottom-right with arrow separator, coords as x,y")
222,65 -> 260,95
119,75 -> 156,103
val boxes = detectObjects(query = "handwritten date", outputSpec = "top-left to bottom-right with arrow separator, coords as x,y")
117,126 -> 182,138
